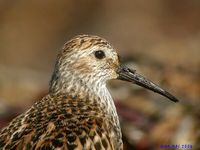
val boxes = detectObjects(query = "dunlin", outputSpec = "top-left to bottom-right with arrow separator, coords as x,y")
0,35 -> 178,150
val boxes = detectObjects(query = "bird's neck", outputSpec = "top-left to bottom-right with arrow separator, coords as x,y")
49,73 -> 122,146
49,72 -> 118,116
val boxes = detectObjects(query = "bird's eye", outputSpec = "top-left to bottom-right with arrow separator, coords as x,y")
94,50 -> 105,59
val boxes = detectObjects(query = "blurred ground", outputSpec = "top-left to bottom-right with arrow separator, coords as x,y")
0,0 -> 200,149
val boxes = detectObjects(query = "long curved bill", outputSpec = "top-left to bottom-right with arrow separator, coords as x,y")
117,66 -> 179,102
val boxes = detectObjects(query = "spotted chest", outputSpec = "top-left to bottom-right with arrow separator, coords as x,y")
0,94 -> 123,150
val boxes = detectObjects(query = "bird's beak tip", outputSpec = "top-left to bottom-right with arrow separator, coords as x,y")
117,65 -> 179,103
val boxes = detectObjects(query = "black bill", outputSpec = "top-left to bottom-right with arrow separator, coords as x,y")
117,66 -> 179,102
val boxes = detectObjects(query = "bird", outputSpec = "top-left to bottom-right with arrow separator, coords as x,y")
0,35 -> 178,150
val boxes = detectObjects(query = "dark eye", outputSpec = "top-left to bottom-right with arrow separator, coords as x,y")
94,50 -> 105,59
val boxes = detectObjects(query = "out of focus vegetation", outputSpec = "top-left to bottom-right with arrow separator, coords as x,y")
0,0 -> 199,149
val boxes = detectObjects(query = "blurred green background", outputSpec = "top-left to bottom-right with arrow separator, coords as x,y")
0,0 -> 199,149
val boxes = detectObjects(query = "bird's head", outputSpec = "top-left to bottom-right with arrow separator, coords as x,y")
57,35 -> 120,82
50,35 -> 178,102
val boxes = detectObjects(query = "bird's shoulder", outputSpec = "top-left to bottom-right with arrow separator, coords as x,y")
0,94 -> 116,150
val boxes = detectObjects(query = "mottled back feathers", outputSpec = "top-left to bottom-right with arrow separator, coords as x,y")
0,94 -> 122,150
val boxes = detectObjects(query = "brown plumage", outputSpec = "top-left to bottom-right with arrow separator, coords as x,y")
0,35 -> 178,150
0,94 -> 118,150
